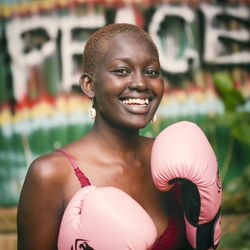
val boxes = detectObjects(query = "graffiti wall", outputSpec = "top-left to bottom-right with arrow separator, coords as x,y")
0,0 -> 250,216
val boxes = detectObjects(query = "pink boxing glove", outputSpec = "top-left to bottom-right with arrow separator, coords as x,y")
58,186 -> 157,250
151,121 -> 222,250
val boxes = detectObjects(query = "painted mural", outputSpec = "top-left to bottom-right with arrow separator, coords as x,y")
0,1 -> 250,248
0,0 -> 250,249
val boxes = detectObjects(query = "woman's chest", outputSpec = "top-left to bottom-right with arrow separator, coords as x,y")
64,163 -> 170,239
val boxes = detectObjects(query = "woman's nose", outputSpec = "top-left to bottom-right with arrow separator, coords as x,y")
128,74 -> 148,91
128,81 -> 148,91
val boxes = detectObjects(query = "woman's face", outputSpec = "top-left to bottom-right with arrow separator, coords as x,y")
93,32 -> 164,129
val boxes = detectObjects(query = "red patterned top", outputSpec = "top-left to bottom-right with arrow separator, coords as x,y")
57,149 -> 188,250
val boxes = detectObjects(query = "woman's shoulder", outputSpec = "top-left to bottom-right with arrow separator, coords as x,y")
17,152 -> 70,249
25,150 -> 72,190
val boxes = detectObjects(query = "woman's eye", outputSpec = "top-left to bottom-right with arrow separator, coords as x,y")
145,69 -> 160,77
112,68 -> 130,76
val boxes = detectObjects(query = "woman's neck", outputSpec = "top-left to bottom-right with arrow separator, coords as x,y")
90,119 -> 142,156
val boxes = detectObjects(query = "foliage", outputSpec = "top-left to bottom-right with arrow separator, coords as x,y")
222,165 -> 250,213
212,71 -> 250,249
212,71 -> 250,188
213,72 -> 250,145
219,215 -> 250,250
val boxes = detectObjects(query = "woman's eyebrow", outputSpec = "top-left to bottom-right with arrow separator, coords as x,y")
106,57 -> 159,65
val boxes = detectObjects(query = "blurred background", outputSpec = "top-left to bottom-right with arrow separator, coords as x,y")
0,0 -> 249,249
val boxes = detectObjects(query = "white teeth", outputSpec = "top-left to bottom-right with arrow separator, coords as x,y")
122,98 -> 149,105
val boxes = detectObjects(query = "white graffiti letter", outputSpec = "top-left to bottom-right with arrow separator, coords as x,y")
60,10 -> 105,91
6,16 -> 58,101
201,3 -> 250,65
148,5 -> 199,74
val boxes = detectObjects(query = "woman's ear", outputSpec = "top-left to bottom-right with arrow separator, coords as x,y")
79,73 -> 95,98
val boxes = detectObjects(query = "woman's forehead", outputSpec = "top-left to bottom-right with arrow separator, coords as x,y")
106,32 -> 153,47
101,33 -> 158,62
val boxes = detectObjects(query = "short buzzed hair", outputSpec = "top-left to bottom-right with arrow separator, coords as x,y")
82,23 -> 158,78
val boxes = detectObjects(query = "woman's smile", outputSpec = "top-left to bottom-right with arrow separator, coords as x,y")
119,96 -> 153,114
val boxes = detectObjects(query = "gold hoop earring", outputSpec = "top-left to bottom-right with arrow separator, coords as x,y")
151,113 -> 157,123
88,98 -> 96,119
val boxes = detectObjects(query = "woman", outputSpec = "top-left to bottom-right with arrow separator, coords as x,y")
17,23 -> 188,249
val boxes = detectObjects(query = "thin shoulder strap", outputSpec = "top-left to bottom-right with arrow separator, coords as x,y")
56,149 -> 91,187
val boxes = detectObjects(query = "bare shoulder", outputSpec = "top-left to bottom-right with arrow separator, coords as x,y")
18,150 -> 75,216
17,151 -> 72,249
24,151 -> 69,189
18,151 -> 71,216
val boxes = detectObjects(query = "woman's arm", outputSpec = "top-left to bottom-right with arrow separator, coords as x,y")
17,155 -> 65,250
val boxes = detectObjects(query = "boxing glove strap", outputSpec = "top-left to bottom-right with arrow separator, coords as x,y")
185,208 -> 221,250
197,208 -> 221,250
168,180 -> 221,250
169,179 -> 200,225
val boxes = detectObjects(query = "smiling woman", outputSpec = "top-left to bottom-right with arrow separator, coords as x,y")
80,27 -> 164,129
17,23 -> 189,250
